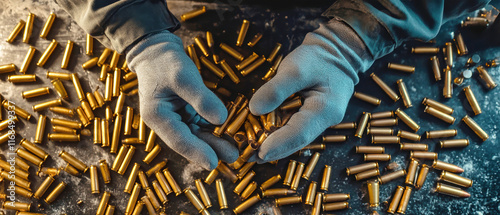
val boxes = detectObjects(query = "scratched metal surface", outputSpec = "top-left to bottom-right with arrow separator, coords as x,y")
0,0 -> 499,214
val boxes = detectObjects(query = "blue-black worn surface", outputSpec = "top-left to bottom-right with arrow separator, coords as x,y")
0,0 -> 499,214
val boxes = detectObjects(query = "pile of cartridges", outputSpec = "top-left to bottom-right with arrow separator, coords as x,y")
0,5 -> 498,215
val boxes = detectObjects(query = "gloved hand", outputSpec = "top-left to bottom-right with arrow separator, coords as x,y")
127,30 -> 239,170
249,20 -> 374,162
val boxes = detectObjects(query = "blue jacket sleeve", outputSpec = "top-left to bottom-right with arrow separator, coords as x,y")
322,0 -> 492,60
55,0 -> 180,54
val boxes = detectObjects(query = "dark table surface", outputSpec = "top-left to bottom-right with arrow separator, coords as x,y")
0,0 -> 499,215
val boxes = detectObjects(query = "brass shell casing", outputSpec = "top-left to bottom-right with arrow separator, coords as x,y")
397,130 -> 421,142
397,79 -> 412,108
184,188 -> 205,213
240,181 -> 258,200
33,176 -> 55,199
145,160 -> 167,177
96,191 -> 111,215
247,33 -> 262,47
387,186 -> 404,214
260,174 -> 281,191
476,66 -> 497,89
20,138 -> 48,160
411,151 -> 437,160
37,39 -> 58,67
444,42 -> 453,67
415,164 -> 430,189
372,135 -> 400,144
311,193 -> 322,215
405,159 -> 419,185
215,179 -> 228,209
86,34 -> 93,55
101,119 -> 110,147
47,71 -> 72,80
2,100 -> 32,120
354,168 -> 380,181
112,145 -> 129,172
240,56 -> 266,76
304,181 -> 317,205
220,42 -> 244,61
236,52 -> 259,70
234,171 -> 255,195
90,165 -> 100,194
388,63 -> 415,73
367,180 -> 379,207
320,165 -> 331,191
99,159 -> 111,184
0,63 -> 16,74
236,19 -> 250,47
355,112 -> 370,138
16,148 -> 43,166
275,196 -> 302,206
64,163 -> 81,176
439,171 -> 473,187
220,59 -> 240,84
283,160 -> 297,186
412,47 -> 439,54
432,160 -> 464,173
395,108 -> 420,132
262,188 -> 296,198
353,91 -> 381,105
430,56 -> 442,81
290,162 -> 305,190
262,54 -> 284,81
323,193 -> 350,203
34,115 -> 46,144
440,139 -> 469,148
23,12 -> 35,43
33,99 -> 62,112
463,86 -> 481,115
82,57 -> 98,71
156,171 -> 173,195
443,67 -> 452,98
424,106 -> 455,124
364,154 -> 391,161
164,169 -> 183,196
61,40 -> 74,69
462,115 -> 488,141
40,12 -> 56,39
422,98 -> 453,114
400,143 -> 428,151
48,133 -> 80,142
145,130 -> 157,152
369,118 -> 398,127
180,6 -> 206,21
110,114 -> 123,153
143,144 -> 161,164
396,186 -> 412,214
124,163 -> 140,193
51,79 -> 69,99
303,152 -> 321,180
204,168 -> 219,185
370,73 -> 400,101
118,146 -> 136,175
267,43 -> 282,62
22,87 -> 50,99
426,129 -> 457,138
378,169 -> 406,184
233,194 -> 261,214
59,150 -> 88,172
8,74 -> 37,83
346,162 -> 378,176
367,127 -> 393,136
98,48 -> 112,66
44,181 -> 67,204
200,56 -> 225,78
323,202 -> 349,211
153,180 -> 168,205
6,19 -> 25,43
356,146 -> 385,154
434,183 -> 470,198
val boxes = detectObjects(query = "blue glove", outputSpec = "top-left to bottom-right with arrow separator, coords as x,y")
249,20 -> 374,162
127,31 -> 239,170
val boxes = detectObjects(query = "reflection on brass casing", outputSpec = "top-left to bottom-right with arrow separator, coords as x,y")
367,180 -> 379,207
440,139 -> 469,148
397,130 -> 420,142
20,46 -> 36,74
70,73 -> 85,102
388,63 -> 415,73
8,74 -> 37,83
33,99 -> 62,112
372,135 -> 400,144
0,170 -> 31,190
40,13 -> 56,39
412,47 -> 439,54
260,174 -> 281,191
104,73 -> 113,101
439,171 -> 473,187
143,144 -> 161,164
262,188 -> 296,198
146,160 -> 167,177
356,146 -> 385,154
290,162 -> 305,190
411,151 -> 437,160
426,129 -> 457,138
114,92 -> 125,116
443,68 -> 452,98
220,60 -> 240,84
48,133 -> 80,142
369,118 -> 398,127
187,44 -> 201,70
283,160 -> 297,186
82,57 -> 99,71
303,152 -> 320,180
16,148 -> 43,166
145,188 -> 161,210
90,165 -> 100,193
118,146 -> 136,175
379,169 -> 406,184
430,56 -> 441,81
355,112 -> 370,138
353,91 -> 381,105
100,64 -> 110,82
276,196 -> 302,206
141,196 -> 155,215
396,186 -> 412,214
355,168 -> 379,181
145,130 -> 156,152
444,42 -> 453,68
61,40 -> 74,69
34,115 -> 47,145
181,6 -> 206,21
371,73 -> 399,101
371,110 -> 394,119
59,150 -> 88,172
194,35 -> 210,57
387,186 -> 404,214
86,34 -> 93,55
99,160 -> 111,184
14,186 -> 33,199
323,193 -> 350,203
92,118 -> 102,144
112,145 -> 129,172
98,48 -> 112,66
311,193 -> 322,215
76,107 -> 89,126
38,39 -> 58,67
109,51 -> 120,69
124,163 -> 140,193
422,98 -> 453,114
153,180 -> 168,205
364,154 -> 391,161
462,115 -> 488,141
237,161 -> 256,179
138,170 -> 149,190
454,33 -> 468,55
164,169 -> 182,196
124,107 -> 134,135
424,106 -> 455,124
395,108 -> 420,132
329,122 -> 356,130
7,19 -> 25,43
405,159 -> 418,185
236,20 -> 250,47
23,13 -> 35,43
432,160 -> 464,173
64,163 -> 81,176
112,69 -> 121,97
236,52 -> 259,70
234,194 -> 261,214
44,181 -> 67,204
101,119 -> 110,147
46,71 -> 72,80
110,114 -> 123,153
267,43 -> 282,62
240,56 -> 266,76
226,107 -> 249,136
397,79 -> 412,108
2,100 -> 32,120
320,165 -> 331,191
20,138 -> 48,160
34,176 -> 55,199
156,171 -> 173,195
463,86 -> 481,115
346,162 -> 378,176
247,33 -> 262,47
241,181 -> 258,200
323,202 -> 349,211
96,191 -> 111,215
434,183 -> 470,198
0,63 -> 16,74
2,201 -> 31,212
415,164 -> 430,189
400,143 -> 428,151
81,100 -> 95,121
215,179 -> 228,209
195,179 -> 211,208
220,43 -> 244,61
234,171 -> 255,195
50,79 -> 69,99
22,87 -> 50,99
200,56 -> 225,78
184,188 -> 205,213
476,66 -> 497,89
205,168 -> 219,185
304,181 -> 317,205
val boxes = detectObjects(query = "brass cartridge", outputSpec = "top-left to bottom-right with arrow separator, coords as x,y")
152,180 -> 168,205
213,179 -> 229,209
16,148 -> 43,166
283,160 -> 297,186
184,188 -> 205,213
81,57 -> 99,70
124,107 -> 134,135
194,179 -> 211,208
181,6 -> 206,21
405,159 -> 418,185
40,12 -> 56,39
225,107 -> 249,136
371,110 -> 394,119
104,73 -> 113,101
105,205 -> 115,215
426,98 -> 454,114
400,143 -> 428,151
443,67 -> 452,98
204,168 -> 219,185
364,154 -> 391,161
240,56 -> 266,76
143,144 -> 161,164
346,162 -> 378,176
8,74 -> 36,83
424,106 -> 455,124
412,47 -> 439,54
237,161 -> 256,179
20,46 -> 36,73
367,180 -> 379,207
200,56 -> 225,78
387,186 -> 404,214
1,159 -> 28,179
411,151 -> 437,160
434,183 -> 470,198
303,152 -> 321,180
430,56 -> 441,81
432,160 -> 464,173
397,130 -> 421,142
463,115 -> 488,141
267,43 -> 282,62
22,87 -> 50,99
0,132 -> 11,145
6,19 -> 25,43
34,116 -> 47,145
396,186 -> 412,214
61,40 -> 74,69
275,196 -> 302,206
145,160 -> 167,177
440,139 -> 469,148
263,54 -> 283,81
320,165 -> 331,191
93,90 -> 105,107
193,36 -> 210,58
46,71 -> 71,81
64,163 -> 81,176
48,133 -> 80,142
355,112 -> 370,138
123,163 -> 140,194
454,33 -> 468,55
290,162 -> 305,190
355,168 -> 380,181
311,193 -> 323,215
356,146 -> 385,154
323,193 -> 350,203
220,43 -> 244,61
236,19 -> 250,47
415,164 -> 430,189
92,118 -> 102,144
279,97 -> 302,111
2,201 -> 31,212
0,170 -> 31,190
14,186 -> 33,198
241,181 -> 258,200
0,117 -> 18,131
164,168 -> 182,196
113,93 -> 126,117
90,165 -> 100,194
353,91 -> 381,105
370,73 -> 399,101
476,66 -> 497,89
123,71 -> 137,82
44,181 -> 66,204
0,63 -> 16,74
234,171 -> 255,195
439,171 -> 473,187
369,118 -> 398,127
81,101 -> 94,121
105,105 -> 112,121
33,99 -> 62,112
111,145 -> 129,172
98,48 -> 112,66
20,138 -> 48,160
262,188 -> 296,197
304,181 -> 317,205
141,196 -> 156,215
110,114 -> 123,153
367,127 -> 393,136
97,160 -> 111,184
145,188 -> 161,210
378,169 -> 406,184
260,174 -> 281,191
395,108 -> 420,132
372,135 -> 400,144
86,34 -> 94,55
34,176 -> 55,199
59,150 -> 88,172
131,200 -> 144,215
118,146 -> 136,175
323,202 -> 349,211
112,69 -> 121,97
388,63 -> 415,73
426,129 -> 457,138
217,161 -> 238,183
247,113 -> 264,136
234,194 -> 261,214
463,86 -> 481,115
96,191 -> 111,215
145,130 -> 156,152
101,119 -> 110,147
121,80 -> 138,93
109,51 -> 120,69
137,170 -> 149,190
220,59 -> 240,83
23,12 -> 34,43
397,79 -> 412,108
99,64 -> 110,82
247,33 -> 262,47
50,80 -> 69,99
69,73 -> 85,102
265,110 -> 277,132
236,52 -> 259,70
38,39 -> 58,67
301,144 -> 325,151
444,42 -> 453,68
